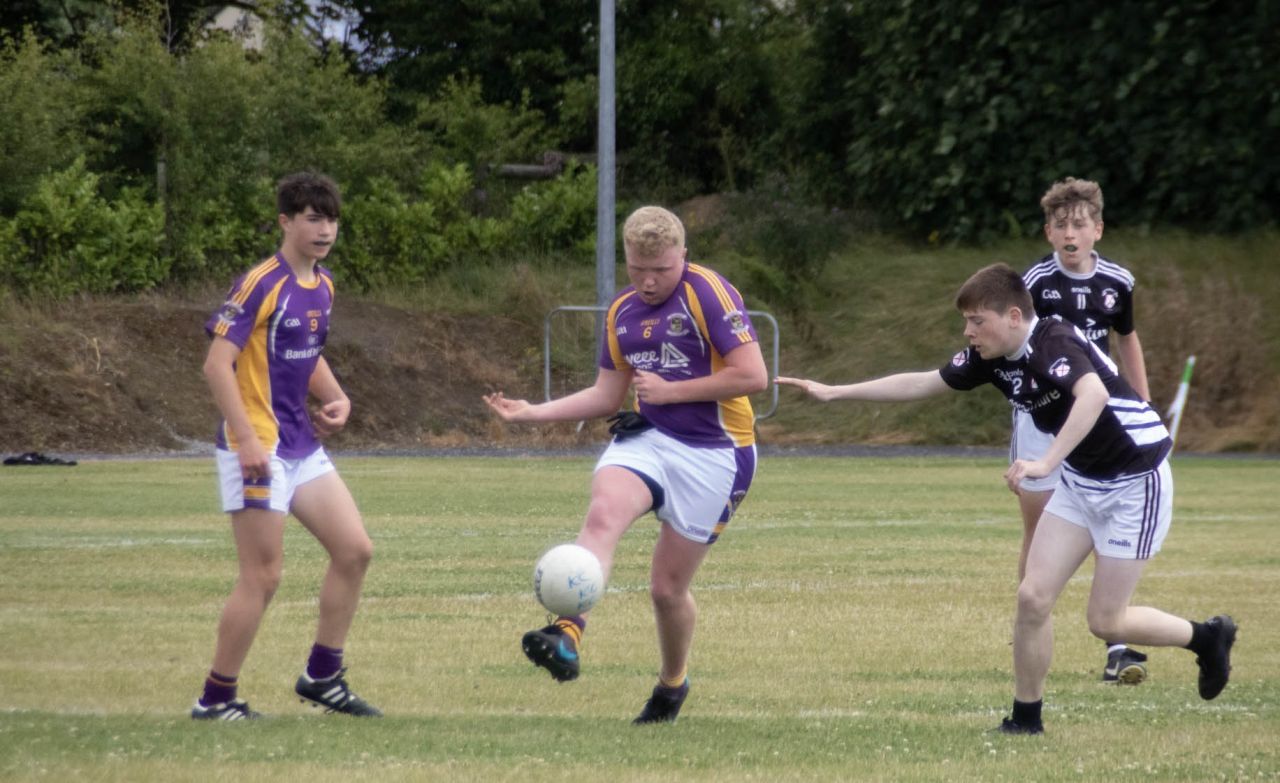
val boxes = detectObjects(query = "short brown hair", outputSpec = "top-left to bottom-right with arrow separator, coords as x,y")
955,263 -> 1034,317
277,172 -> 341,219
1040,177 -> 1102,224
623,206 -> 685,258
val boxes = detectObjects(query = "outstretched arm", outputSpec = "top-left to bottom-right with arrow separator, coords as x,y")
484,367 -> 632,424
775,370 -> 951,403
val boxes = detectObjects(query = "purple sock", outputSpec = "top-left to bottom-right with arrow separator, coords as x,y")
306,643 -> 343,680
200,671 -> 237,706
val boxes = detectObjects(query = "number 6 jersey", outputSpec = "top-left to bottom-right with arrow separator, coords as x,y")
600,262 -> 758,449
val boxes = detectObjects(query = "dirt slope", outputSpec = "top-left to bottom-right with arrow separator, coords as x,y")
2,286 -> 1277,457
0,293 -> 612,456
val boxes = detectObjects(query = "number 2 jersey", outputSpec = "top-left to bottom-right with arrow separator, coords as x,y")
599,262 -> 758,449
204,253 -> 333,459
939,315 -> 1169,479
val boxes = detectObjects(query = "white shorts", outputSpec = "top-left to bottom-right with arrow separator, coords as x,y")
216,446 -> 335,514
1011,408 -> 1061,493
595,428 -> 756,545
1045,459 -> 1173,560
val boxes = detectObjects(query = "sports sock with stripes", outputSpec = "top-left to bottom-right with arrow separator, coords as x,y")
659,668 -> 688,689
306,643 -> 344,681
200,670 -> 237,707
555,615 -> 585,646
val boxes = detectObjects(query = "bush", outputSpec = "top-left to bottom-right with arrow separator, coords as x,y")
0,159 -> 165,296
508,162 -> 599,258
338,166 -> 507,291
713,184 -> 846,336
0,33 -> 88,214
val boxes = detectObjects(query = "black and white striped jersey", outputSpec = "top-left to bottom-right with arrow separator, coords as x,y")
1022,252 -> 1135,356
939,316 -> 1170,479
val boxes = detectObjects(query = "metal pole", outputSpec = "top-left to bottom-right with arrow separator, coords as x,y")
595,0 -> 616,341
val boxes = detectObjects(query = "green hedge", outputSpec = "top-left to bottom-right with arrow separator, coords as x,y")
0,159 -> 165,296
792,0 -> 1279,240
1,2 -> 1275,296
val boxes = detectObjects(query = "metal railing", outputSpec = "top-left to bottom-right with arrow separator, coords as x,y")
543,305 -> 780,420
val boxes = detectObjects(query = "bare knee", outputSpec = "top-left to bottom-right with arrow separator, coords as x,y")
580,506 -> 612,540
241,563 -> 283,603
333,534 -> 373,576
649,575 -> 691,614
1016,581 -> 1055,625
579,501 -> 632,550
1086,610 -> 1124,642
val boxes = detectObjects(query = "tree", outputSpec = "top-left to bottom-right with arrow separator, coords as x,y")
350,0 -> 596,118
0,0 -> 110,46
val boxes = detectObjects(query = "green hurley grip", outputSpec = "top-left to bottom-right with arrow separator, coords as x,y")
1180,355 -> 1196,384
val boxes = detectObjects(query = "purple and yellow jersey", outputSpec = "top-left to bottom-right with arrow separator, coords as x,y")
204,254 -> 333,459
599,262 -> 758,448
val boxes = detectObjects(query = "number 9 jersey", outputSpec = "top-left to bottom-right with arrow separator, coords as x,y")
204,253 -> 334,459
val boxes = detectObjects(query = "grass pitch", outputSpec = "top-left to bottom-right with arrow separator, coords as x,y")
1,454 -> 1276,782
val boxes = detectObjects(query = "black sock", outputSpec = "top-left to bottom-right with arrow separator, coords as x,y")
1185,621 -> 1211,655
1012,698 -> 1042,727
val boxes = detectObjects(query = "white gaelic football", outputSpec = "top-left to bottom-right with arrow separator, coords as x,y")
533,544 -> 604,616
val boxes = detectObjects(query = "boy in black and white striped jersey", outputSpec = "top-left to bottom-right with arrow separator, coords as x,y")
777,263 -> 1236,735
1016,177 -> 1153,684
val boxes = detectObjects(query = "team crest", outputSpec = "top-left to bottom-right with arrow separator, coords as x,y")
1049,357 -> 1072,378
725,310 -> 750,335
951,350 -> 968,367
1101,288 -> 1119,312
216,300 -> 244,327
666,313 -> 689,336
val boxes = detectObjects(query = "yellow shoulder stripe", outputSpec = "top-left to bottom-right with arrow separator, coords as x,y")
687,263 -> 737,315
231,257 -> 280,307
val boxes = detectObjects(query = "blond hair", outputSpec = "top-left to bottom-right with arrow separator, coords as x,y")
623,206 -> 686,258
1040,177 -> 1103,223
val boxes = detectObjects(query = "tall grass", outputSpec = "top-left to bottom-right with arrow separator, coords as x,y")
1,455 -> 1276,782
743,228 -> 1280,452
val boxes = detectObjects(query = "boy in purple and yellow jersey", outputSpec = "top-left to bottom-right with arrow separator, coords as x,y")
485,205 -> 768,724
192,172 -> 380,720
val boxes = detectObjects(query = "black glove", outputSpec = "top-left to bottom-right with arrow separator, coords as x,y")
606,411 -> 653,441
